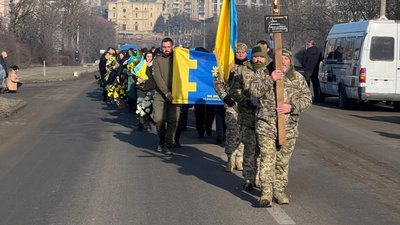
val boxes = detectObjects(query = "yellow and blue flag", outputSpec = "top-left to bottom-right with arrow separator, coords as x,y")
214,0 -> 238,81
133,57 -> 148,81
172,47 -> 223,105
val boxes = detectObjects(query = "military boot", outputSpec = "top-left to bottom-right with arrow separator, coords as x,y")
235,157 -> 243,171
225,155 -> 234,172
254,176 -> 260,188
273,191 -> 289,204
259,191 -> 272,208
243,179 -> 254,191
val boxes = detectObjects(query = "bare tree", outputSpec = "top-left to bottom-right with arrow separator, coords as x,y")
8,0 -> 38,40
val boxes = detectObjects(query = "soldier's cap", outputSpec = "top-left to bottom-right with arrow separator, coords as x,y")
235,42 -> 248,52
282,48 -> 293,62
252,44 -> 268,58
257,40 -> 270,48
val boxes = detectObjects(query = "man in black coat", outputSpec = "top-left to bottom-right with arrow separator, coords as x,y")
302,40 -> 322,102
0,51 -> 9,78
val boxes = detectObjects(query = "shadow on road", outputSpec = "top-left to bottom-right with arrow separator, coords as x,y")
350,115 -> 400,126
86,88 -> 261,207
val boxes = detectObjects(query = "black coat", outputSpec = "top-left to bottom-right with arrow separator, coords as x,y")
0,57 -> 8,78
137,66 -> 156,98
302,46 -> 322,78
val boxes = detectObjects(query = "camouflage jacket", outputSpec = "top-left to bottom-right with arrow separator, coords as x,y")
214,64 -> 242,112
230,62 -> 270,128
249,66 -> 312,139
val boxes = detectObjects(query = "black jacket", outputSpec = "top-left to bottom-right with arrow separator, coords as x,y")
302,46 -> 322,77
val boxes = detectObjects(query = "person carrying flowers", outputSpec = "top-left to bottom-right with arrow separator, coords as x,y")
136,51 -> 156,132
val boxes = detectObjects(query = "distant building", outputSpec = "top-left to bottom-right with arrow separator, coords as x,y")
107,0 -> 164,41
214,0 -> 272,18
162,0 -> 214,21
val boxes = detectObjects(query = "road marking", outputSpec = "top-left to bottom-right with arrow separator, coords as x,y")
267,205 -> 296,224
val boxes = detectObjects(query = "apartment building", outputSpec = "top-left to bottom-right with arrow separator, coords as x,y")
107,0 -> 164,38
162,0 -> 214,21
0,0 -> 10,19
214,0 -> 272,17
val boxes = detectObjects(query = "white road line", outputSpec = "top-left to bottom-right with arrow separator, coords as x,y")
267,205 -> 296,225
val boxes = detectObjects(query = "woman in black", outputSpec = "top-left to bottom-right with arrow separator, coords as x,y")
136,51 -> 156,132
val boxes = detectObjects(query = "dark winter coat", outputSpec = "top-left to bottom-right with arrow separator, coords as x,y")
302,46 -> 322,79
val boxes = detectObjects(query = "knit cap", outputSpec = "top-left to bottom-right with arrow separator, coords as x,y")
282,48 -> 293,62
236,42 -> 248,52
251,44 -> 268,58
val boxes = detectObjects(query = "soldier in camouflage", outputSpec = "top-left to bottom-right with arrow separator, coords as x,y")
230,44 -> 272,190
249,48 -> 312,207
214,43 -> 249,172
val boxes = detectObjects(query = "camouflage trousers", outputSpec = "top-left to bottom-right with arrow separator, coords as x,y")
225,106 -> 243,158
257,135 -> 296,196
241,126 -> 259,182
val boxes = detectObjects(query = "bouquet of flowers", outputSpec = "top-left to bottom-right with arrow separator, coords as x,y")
136,92 -> 153,118
107,82 -> 127,108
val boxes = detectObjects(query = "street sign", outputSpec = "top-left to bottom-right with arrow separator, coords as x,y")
265,15 -> 289,33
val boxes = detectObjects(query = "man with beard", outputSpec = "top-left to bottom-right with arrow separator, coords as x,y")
249,48 -> 312,207
230,44 -> 272,190
152,37 -> 180,155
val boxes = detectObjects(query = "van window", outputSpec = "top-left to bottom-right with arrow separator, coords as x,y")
353,36 -> 363,61
370,37 -> 394,61
343,37 -> 355,60
327,38 -> 344,62
325,39 -> 336,59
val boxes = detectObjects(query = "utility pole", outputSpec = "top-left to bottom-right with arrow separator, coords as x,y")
380,0 -> 386,17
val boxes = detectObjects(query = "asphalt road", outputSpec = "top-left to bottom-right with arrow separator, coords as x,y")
0,74 -> 399,225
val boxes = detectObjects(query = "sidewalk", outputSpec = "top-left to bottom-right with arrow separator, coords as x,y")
19,64 -> 98,82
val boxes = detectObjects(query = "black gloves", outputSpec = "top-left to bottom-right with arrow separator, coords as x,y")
223,95 -> 236,107
245,99 -> 258,109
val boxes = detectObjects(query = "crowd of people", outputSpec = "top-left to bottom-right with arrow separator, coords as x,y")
98,37 -> 314,208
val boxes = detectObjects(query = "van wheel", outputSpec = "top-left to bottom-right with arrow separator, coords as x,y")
338,86 -> 348,108
393,101 -> 400,111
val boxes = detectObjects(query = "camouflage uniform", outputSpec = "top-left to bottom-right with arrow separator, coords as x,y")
249,49 -> 312,206
214,69 -> 244,171
231,60 -> 270,185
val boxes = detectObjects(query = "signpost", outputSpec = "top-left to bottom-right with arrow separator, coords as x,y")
269,0 -> 287,145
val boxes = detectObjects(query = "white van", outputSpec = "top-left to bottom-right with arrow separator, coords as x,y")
318,18 -> 400,108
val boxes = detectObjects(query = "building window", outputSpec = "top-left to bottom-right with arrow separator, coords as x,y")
135,23 -> 138,31
151,13 -> 152,17
136,13 -> 138,18
122,24 -> 126,31
113,13 -> 116,17
123,9 -> 126,13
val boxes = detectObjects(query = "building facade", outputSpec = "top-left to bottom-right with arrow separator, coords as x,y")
162,0 -> 214,21
107,0 -> 164,40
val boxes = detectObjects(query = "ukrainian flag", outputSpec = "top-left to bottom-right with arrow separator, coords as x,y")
214,0 -> 238,81
133,57 -> 148,81
172,48 -> 223,105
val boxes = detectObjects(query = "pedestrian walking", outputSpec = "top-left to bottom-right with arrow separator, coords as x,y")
214,42 -> 249,172
301,40 -> 323,102
0,51 -> 9,92
152,37 -> 181,155
249,48 -> 312,207
231,44 -> 272,189
136,51 -> 156,132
